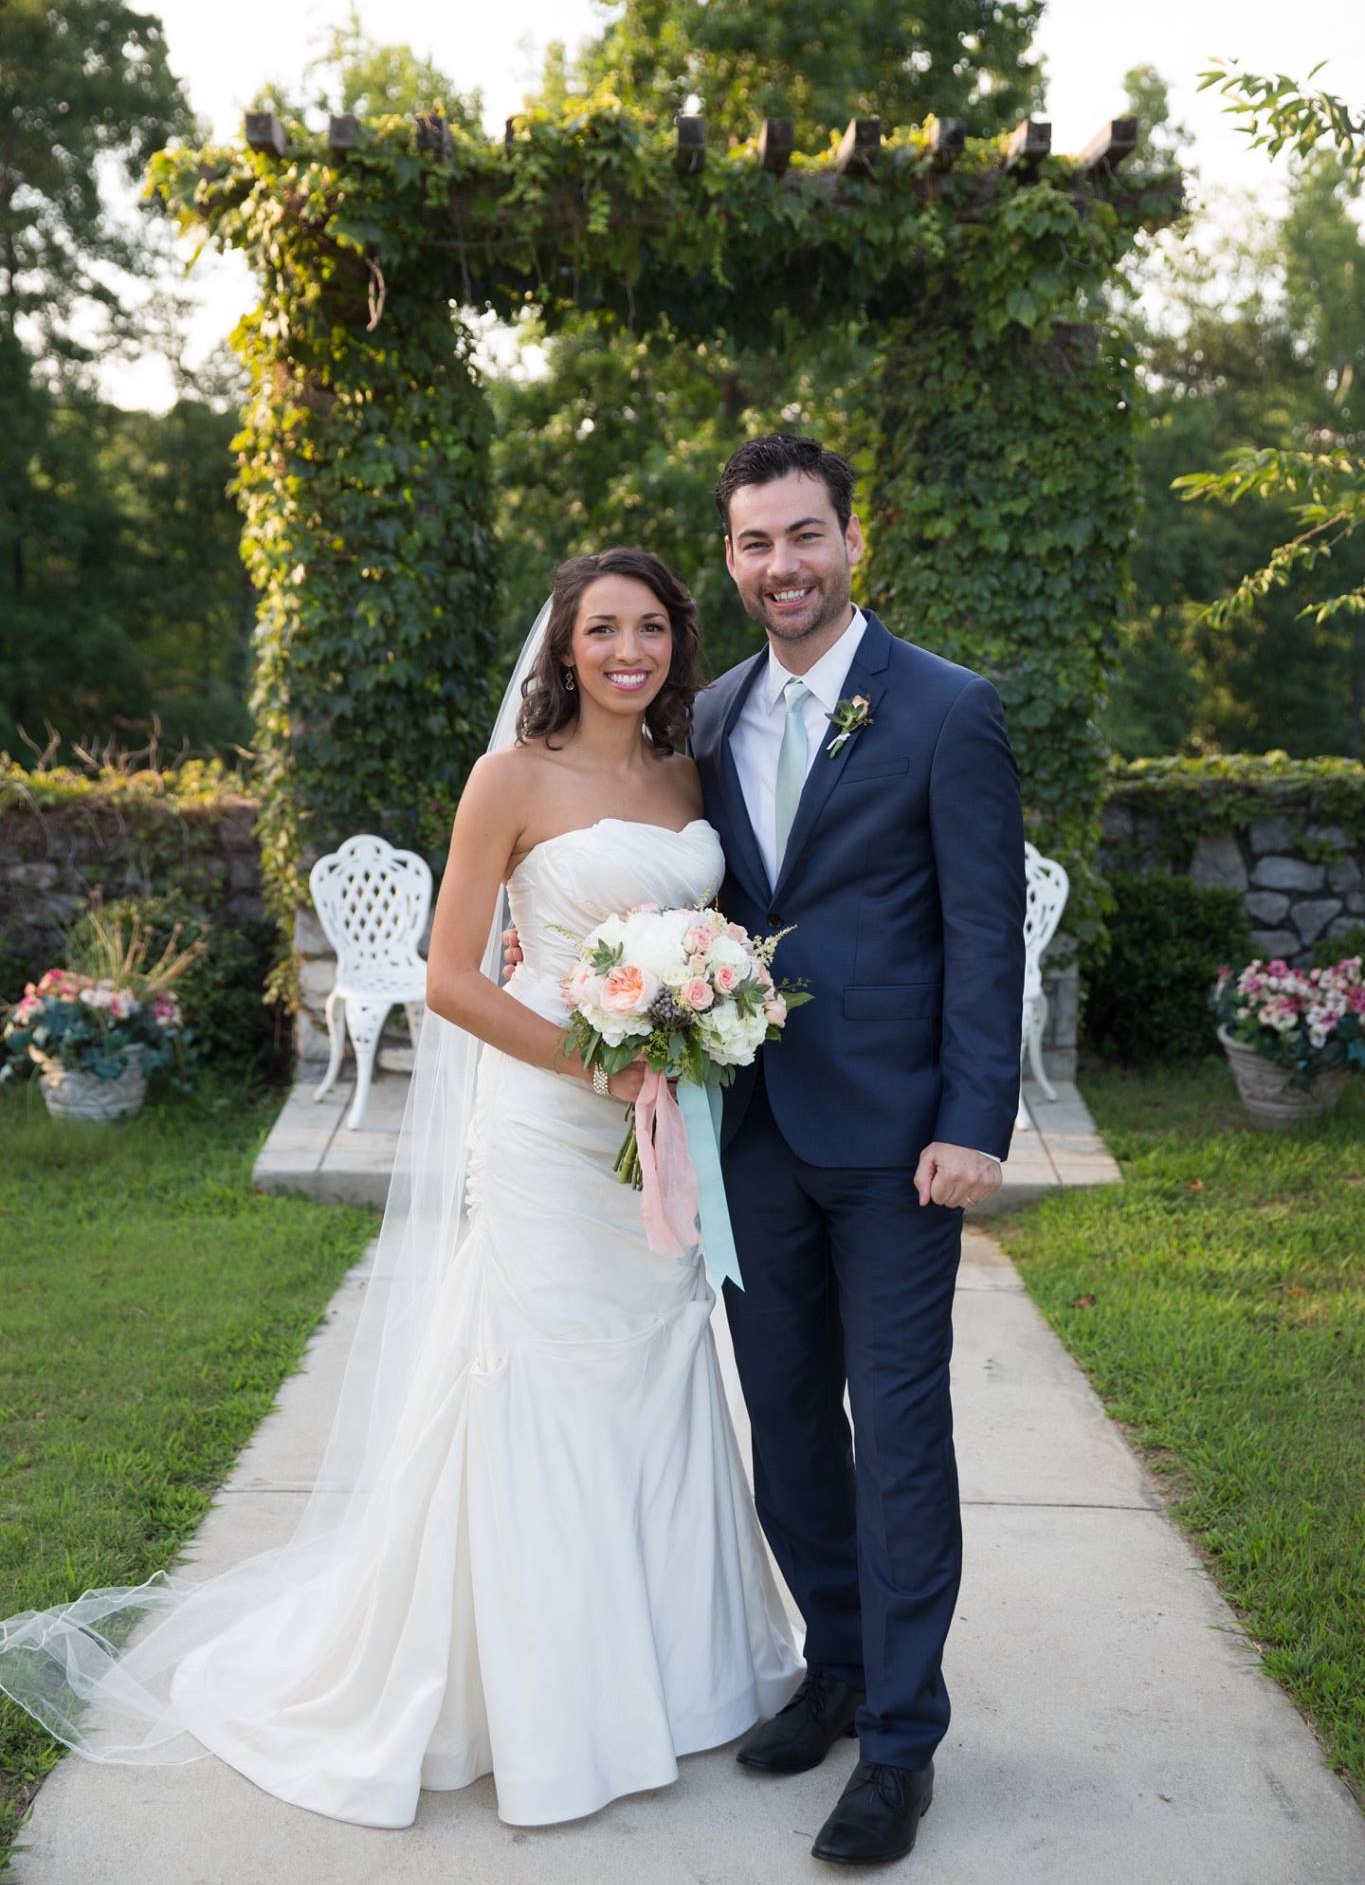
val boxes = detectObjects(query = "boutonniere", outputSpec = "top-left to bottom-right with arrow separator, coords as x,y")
825,694 -> 873,757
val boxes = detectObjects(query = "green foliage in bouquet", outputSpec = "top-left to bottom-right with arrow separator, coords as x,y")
1082,873 -> 1253,1066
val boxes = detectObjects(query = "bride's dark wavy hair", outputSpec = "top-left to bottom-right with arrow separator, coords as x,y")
516,548 -> 704,751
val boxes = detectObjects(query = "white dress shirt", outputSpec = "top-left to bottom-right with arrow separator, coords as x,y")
730,608 -> 869,888
727,605 -> 1001,1172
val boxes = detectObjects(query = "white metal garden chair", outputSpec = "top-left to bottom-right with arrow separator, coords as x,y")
308,834 -> 432,1130
1017,841 -> 1070,1130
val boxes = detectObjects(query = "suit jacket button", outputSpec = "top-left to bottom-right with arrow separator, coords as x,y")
768,912 -> 780,926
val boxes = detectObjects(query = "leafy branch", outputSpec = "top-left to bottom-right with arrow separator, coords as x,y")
1181,70 -> 1365,646
1198,61 -> 1365,187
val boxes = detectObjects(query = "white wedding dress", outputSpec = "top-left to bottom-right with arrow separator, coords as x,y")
0,817 -> 800,1831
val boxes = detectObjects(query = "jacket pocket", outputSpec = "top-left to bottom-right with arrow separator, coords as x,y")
840,757 -> 911,781
843,981 -> 943,1020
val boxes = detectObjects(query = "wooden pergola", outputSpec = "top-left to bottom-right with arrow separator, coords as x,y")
153,99 -> 1182,989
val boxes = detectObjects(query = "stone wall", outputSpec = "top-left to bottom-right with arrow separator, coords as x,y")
1100,802 -> 1365,964
0,782 -> 265,996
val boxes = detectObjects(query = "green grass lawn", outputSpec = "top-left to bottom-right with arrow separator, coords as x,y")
994,1061 -> 1364,1796
0,1075 -> 378,1868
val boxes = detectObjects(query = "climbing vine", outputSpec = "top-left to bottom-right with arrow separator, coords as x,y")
1106,754 -> 1365,862
874,321 -> 1138,941
148,97 -> 1180,969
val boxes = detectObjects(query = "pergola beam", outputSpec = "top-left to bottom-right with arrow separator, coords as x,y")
928,117 -> 967,170
758,118 -> 794,177
414,111 -> 454,157
675,114 -> 706,175
1004,117 -> 1051,175
244,112 -> 286,158
835,117 -> 881,176
328,114 -> 360,154
1079,118 -> 1139,172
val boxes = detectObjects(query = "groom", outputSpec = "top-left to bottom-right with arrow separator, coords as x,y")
693,435 -> 1025,1865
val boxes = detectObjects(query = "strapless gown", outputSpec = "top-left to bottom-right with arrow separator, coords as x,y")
162,816 -> 801,1826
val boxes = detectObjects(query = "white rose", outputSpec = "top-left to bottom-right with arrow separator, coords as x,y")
622,907 -> 695,980
586,913 -> 627,953
700,1002 -> 767,1067
705,935 -> 751,975
579,1000 -> 652,1048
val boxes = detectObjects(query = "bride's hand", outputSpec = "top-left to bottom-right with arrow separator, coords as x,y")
501,926 -> 523,981
603,1058 -> 650,1103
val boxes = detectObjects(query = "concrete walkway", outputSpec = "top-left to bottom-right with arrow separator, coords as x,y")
251,1068 -> 1120,1208
12,1231 -> 1361,1884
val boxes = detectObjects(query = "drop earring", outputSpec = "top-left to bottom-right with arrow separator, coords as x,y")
563,668 -> 577,692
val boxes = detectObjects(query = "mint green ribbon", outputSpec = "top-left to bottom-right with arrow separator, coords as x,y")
678,1076 -> 744,1293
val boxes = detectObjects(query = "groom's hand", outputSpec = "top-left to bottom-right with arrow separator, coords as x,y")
914,1143 -> 1002,1211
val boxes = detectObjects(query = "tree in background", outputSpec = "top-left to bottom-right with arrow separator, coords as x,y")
1167,65 -> 1365,758
0,0 -> 251,757
492,0 -> 1044,673
0,7 -> 481,763
1101,61 -> 1365,761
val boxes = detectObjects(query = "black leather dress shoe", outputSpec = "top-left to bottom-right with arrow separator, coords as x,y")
735,1671 -> 864,1773
811,1759 -> 934,1865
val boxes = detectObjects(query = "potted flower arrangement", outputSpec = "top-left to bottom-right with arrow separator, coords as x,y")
1212,955 -> 1365,1130
2,903 -> 203,1122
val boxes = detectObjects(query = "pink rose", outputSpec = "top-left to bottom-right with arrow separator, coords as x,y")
763,995 -> 788,1027
713,964 -> 742,995
601,963 -> 658,1016
726,922 -> 749,943
684,923 -> 719,954
564,962 -> 605,1006
682,977 -> 714,1012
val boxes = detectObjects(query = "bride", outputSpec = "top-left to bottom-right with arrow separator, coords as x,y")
0,547 -> 800,1830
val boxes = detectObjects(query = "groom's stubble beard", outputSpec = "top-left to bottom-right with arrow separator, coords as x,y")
741,555 -> 855,654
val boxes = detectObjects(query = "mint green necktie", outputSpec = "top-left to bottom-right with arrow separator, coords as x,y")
773,676 -> 811,871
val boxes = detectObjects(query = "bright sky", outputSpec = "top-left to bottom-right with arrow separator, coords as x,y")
106,0 -> 1365,408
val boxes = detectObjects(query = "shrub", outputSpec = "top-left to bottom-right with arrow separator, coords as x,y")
1082,873 -> 1253,1066
66,895 -> 287,1079
1311,924 -> 1365,968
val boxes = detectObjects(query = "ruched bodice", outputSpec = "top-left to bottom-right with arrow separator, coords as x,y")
504,817 -> 724,1018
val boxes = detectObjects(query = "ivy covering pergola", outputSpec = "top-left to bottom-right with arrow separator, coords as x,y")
150,100 -> 1181,976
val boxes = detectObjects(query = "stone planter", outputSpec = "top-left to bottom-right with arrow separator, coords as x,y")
32,1044 -> 147,1123
1216,1027 -> 1347,1131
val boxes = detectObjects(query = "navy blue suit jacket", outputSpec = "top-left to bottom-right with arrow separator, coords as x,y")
691,612 -> 1026,1169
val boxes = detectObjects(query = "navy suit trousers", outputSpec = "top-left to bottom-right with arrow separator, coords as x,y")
722,1074 -> 964,1770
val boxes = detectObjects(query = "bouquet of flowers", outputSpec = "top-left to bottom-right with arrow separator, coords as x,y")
1212,955 -> 1365,1087
561,902 -> 809,1259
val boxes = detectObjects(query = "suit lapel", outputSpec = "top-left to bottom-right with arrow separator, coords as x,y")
709,652 -> 770,904
771,614 -> 895,904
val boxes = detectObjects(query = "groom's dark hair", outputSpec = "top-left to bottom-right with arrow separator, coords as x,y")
714,435 -> 856,536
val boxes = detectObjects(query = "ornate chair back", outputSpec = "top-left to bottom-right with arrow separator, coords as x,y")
308,835 -> 432,981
